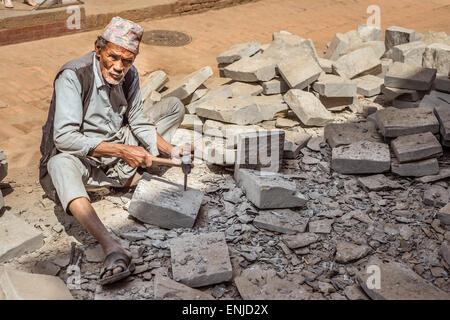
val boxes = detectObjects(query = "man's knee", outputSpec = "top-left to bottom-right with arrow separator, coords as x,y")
166,96 -> 185,122
47,153 -> 77,174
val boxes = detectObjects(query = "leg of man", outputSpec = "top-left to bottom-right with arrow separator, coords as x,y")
47,153 -> 130,277
144,96 -> 185,143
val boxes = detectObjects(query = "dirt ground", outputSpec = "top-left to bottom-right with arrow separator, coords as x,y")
0,0 -> 450,300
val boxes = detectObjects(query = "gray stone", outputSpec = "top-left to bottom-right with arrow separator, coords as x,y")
85,245 -> 105,263
141,70 -> 168,102
391,132 -> 442,163
186,85 -> 233,114
385,26 -> 416,51
202,120 -> 262,148
435,106 -> 450,144
375,107 -> 439,138
184,85 -> 208,105
318,57 -> 333,73
234,169 -> 307,209
261,77 -> 289,95
357,24 -> 383,42
419,94 -> 450,111
313,74 -> 357,98
331,141 -> 390,174
179,114 -> 202,130
0,214 -> 44,263
357,259 -> 450,300
170,232 -> 232,288
423,185 -> 449,207
0,191 -> 4,209
335,241 -> 371,264
325,33 -> 350,61
229,82 -> 263,97
423,43 -> 450,75
154,274 -> 214,300
235,265 -> 309,300
223,56 -> 277,82
283,233 -> 320,249
275,118 -> 299,128
0,267 -> 73,300
278,54 -> 322,89
416,167 -> 450,183
319,96 -> 356,110
307,136 -> 325,151
392,99 -> 420,109
347,41 -> 386,59
195,97 -> 264,125
438,204 -> 450,225
217,41 -> 261,64
32,260 -> 60,276
353,75 -> 385,97
263,37 -> 319,63
128,173 -> 204,229
392,41 -> 426,67
0,150 -> 7,182
332,47 -> 381,79
434,75 -> 450,93
253,95 -> 289,121
235,130 -> 284,173
322,122 -> 381,149
391,158 -> 439,177
384,62 -> 437,91
344,285 -> 369,300
284,89 -> 334,127
253,209 -> 309,234
381,86 -> 423,102
283,130 -> 311,159
164,67 -> 213,100
308,219 -> 334,234
440,243 -> 450,265
357,174 -> 402,191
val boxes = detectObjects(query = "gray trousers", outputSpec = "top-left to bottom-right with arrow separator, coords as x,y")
47,97 -> 185,212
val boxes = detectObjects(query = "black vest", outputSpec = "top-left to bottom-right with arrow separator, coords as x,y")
39,51 -> 137,201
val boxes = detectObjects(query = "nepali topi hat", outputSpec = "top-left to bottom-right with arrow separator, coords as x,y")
101,16 -> 144,54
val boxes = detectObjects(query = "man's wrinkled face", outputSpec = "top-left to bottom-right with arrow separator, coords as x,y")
95,41 -> 135,85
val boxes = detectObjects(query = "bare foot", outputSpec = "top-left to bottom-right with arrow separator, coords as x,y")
4,0 -> 14,8
25,0 -> 37,7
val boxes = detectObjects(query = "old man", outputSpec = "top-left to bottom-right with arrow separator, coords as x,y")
39,17 -> 192,285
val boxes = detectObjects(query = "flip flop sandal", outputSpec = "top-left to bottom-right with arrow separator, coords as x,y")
98,251 -> 135,286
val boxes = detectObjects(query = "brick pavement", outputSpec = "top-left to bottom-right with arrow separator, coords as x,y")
0,0 -> 449,172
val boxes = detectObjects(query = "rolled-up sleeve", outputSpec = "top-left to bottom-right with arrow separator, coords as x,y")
53,69 -> 103,157
126,71 -> 159,156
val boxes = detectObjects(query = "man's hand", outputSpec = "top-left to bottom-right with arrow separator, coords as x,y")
120,145 -> 153,168
171,144 -> 195,165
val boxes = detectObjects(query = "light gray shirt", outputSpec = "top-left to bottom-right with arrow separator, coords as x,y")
53,54 -> 159,166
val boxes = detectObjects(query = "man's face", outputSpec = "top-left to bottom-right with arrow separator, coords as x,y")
95,41 -> 136,85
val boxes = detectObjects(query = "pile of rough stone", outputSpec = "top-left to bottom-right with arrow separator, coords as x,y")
0,149 -> 7,210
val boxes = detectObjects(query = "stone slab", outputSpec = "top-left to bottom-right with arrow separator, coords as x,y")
358,24 -> 383,42
381,86 -> 424,102
375,107 -> 439,138
235,265 -> 309,300
416,167 -> 450,183
353,75 -> 384,97
186,85 -> 233,114
324,121 -> 382,148
391,158 -> 439,177
234,169 -> 307,209
384,62 -> 437,91
0,214 -> 44,263
141,70 -> 168,102
423,185 -> 449,207
318,57 -> 333,73
253,95 -> 289,121
202,120 -> 261,148
253,209 -> 309,234
128,173 -> 204,229
435,105 -> 450,142
283,130 -> 311,159
282,233 -> 319,249
346,41 -> 386,59
357,259 -> 450,300
313,73 -> 357,98
392,99 -> 421,109
235,130 -> 285,173
331,141 -> 390,174
434,75 -> 450,93
392,41 -> 426,67
391,132 -> 442,163
229,81 -> 263,97
332,47 -> 381,79
164,67 -> 213,100
385,26 -> 416,51
319,96 -> 356,110
261,77 -> 289,95
284,89 -> 334,127
154,274 -> 214,300
223,56 -> 277,82
325,33 -> 349,61
180,114 -> 203,130
0,149 -> 7,182
308,219 -> 334,234
170,232 -> 232,288
195,97 -> 264,125
423,43 -> 450,75
357,174 -> 402,191
217,41 -> 261,64
278,54 -> 322,90
335,241 -> 371,264
0,267 -> 73,300
438,204 -> 450,225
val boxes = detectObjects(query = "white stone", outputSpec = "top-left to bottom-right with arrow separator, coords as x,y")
332,47 -> 381,79
313,73 -> 357,98
217,41 -> 261,64
353,75 -> 385,97
164,67 -> 213,100
278,54 -> 322,89
223,56 -> 277,82
141,70 -> 168,102
392,41 -> 426,67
